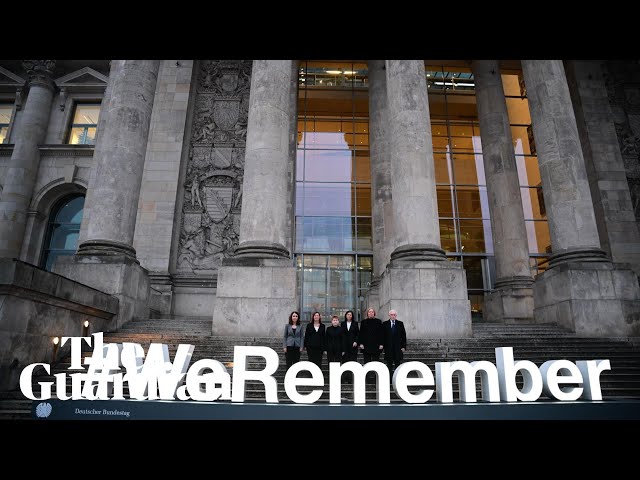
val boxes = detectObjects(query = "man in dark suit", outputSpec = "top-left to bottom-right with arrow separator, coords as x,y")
382,309 -> 406,375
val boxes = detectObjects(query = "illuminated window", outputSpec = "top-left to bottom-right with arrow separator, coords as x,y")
0,104 -> 13,144
427,62 -> 549,318
296,61 -> 371,319
67,104 -> 100,145
40,195 -> 85,271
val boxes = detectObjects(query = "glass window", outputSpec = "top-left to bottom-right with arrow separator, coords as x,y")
296,60 -> 372,259
469,293 -> 485,321
520,186 -> 547,220
355,217 -> 372,251
501,73 -> 526,97
434,153 -> 453,184
0,104 -> 13,144
296,61 -> 553,319
436,186 -> 455,217
456,186 -> 489,219
505,97 -> 531,125
515,156 -> 541,187
511,126 -> 533,155
41,195 -> 85,271
302,149 -> 353,182
439,219 -> 457,252
300,183 -> 354,216
295,216 -> 355,252
453,154 -> 485,185
297,254 -> 369,321
525,220 -> 551,254
68,104 -> 101,145
459,219 -> 493,253
353,151 -> 371,182
463,257 -> 485,289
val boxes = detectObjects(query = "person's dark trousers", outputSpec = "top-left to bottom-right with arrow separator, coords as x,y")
362,351 -> 380,384
342,349 -> 358,383
327,351 -> 342,364
286,348 -> 301,369
307,347 -> 323,368
363,352 -> 380,363
344,348 -> 358,363
386,353 -> 403,376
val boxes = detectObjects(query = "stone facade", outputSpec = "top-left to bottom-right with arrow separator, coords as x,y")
0,258 -> 118,390
566,61 -> 640,275
176,60 -> 250,274
0,59 -> 639,340
212,60 -> 298,336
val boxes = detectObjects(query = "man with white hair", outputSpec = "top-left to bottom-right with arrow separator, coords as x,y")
382,309 -> 406,375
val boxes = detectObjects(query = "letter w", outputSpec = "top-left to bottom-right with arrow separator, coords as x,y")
122,342 -> 195,400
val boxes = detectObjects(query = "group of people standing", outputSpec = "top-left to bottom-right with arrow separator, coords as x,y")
283,307 -> 407,376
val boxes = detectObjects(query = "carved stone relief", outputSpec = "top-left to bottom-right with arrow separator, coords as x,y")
605,61 -> 640,223
177,60 -> 251,273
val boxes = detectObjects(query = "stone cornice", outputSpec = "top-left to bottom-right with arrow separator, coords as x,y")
171,274 -> 217,288
1,145 -> 96,157
39,145 -> 95,156
0,145 -> 13,156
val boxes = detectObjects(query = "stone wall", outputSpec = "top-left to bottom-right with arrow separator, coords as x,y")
170,60 -> 253,317
0,258 -> 118,390
0,145 -> 92,265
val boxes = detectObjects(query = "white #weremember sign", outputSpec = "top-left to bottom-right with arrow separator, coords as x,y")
20,333 -> 611,404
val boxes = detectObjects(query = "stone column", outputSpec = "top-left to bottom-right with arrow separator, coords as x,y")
0,60 -> 55,259
565,60 -> 640,275
522,60 -> 640,336
522,60 -> 607,266
212,60 -> 297,336
378,60 -> 471,338
365,59 -> 394,313
387,60 -> 445,261
55,60 -> 160,327
77,60 -> 160,257
472,60 -> 534,323
234,60 -> 292,258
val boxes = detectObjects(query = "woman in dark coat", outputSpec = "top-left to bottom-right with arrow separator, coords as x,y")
341,310 -> 359,363
304,311 -> 325,368
283,311 -> 304,369
358,307 -> 384,363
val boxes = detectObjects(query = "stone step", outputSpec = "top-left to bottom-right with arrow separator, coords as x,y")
63,341 -> 640,350
96,336 -> 637,349
0,410 -> 31,420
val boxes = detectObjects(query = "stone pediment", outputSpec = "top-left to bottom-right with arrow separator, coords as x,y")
0,66 -> 25,86
55,67 -> 108,87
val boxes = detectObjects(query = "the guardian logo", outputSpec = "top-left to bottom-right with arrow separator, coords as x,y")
19,333 -> 612,404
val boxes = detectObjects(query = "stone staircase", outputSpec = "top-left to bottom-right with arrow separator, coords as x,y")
2,318 -> 640,419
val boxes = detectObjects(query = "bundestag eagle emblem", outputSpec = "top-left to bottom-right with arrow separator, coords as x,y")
204,186 -> 233,221
36,402 -> 52,418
